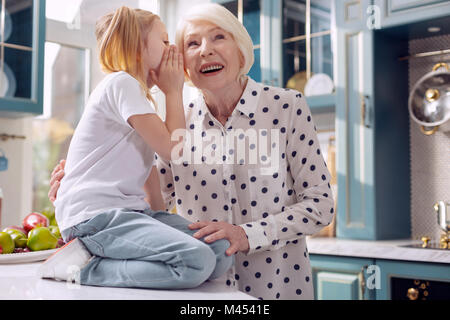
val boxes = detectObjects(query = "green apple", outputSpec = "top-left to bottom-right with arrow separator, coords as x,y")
3,228 -> 27,248
41,208 -> 58,227
27,227 -> 58,251
48,225 -> 61,239
0,232 -> 15,254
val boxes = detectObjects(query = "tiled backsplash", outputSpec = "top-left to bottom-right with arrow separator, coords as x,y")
408,34 -> 450,241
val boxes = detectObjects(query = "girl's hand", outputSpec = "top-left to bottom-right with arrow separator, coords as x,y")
189,221 -> 250,256
48,159 -> 66,203
150,45 -> 184,95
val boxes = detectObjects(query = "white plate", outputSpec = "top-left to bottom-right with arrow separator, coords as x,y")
304,73 -> 334,96
1,8 -> 12,42
0,249 -> 57,264
0,62 -> 17,97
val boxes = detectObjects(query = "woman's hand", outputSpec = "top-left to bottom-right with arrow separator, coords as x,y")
149,45 -> 184,95
48,159 -> 66,203
189,221 -> 250,256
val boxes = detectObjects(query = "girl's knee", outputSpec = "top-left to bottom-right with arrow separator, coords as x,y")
211,238 -> 230,255
208,239 -> 234,280
181,242 -> 216,287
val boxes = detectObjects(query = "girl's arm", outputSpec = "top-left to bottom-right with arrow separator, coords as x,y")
128,45 -> 186,161
144,165 -> 165,211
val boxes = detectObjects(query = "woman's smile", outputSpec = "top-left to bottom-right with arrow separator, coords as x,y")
199,62 -> 225,76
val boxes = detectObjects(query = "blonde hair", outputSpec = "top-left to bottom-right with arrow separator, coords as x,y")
95,6 -> 159,108
175,3 -> 254,86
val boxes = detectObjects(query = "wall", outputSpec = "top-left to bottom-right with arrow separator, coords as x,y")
408,34 -> 450,241
0,117 -> 33,229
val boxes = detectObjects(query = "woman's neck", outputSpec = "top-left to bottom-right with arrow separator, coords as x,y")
202,78 -> 248,125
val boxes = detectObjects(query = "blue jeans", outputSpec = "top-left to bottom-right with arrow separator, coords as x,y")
61,208 -> 234,289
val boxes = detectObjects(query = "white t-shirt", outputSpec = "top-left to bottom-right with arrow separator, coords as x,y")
55,71 -> 157,233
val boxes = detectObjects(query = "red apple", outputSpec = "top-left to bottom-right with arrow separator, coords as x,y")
22,212 -> 49,233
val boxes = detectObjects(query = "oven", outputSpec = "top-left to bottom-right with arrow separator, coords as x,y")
391,277 -> 450,300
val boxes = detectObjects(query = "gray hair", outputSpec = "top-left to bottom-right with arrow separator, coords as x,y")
175,3 -> 255,85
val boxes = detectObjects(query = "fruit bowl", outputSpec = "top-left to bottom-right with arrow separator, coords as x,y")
0,208 -> 64,262
0,248 -> 57,264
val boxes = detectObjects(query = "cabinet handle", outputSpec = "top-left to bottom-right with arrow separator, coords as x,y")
360,95 -> 371,128
359,265 -> 368,300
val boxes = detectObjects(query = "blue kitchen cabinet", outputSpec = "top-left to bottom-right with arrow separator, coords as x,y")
374,0 -> 450,28
334,0 -> 411,240
376,260 -> 450,300
0,0 -> 46,118
213,0 -> 335,111
311,254 -> 450,300
310,254 -> 377,300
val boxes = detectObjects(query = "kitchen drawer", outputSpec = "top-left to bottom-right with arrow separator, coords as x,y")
310,254 -> 377,300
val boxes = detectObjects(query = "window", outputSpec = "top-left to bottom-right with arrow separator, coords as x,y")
32,0 -> 161,212
32,42 -> 89,210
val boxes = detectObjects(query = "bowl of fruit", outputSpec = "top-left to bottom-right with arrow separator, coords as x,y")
0,208 -> 65,263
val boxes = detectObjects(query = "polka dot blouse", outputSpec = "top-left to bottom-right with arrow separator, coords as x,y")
155,77 -> 335,300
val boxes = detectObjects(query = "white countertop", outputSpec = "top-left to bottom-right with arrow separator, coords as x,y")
0,261 -> 255,300
306,237 -> 450,264
3,238 -> 448,300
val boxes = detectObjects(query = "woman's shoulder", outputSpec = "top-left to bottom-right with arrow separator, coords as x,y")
260,82 -> 303,97
256,81 -> 305,105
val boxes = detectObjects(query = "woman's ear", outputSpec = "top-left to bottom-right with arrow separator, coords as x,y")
239,50 -> 245,68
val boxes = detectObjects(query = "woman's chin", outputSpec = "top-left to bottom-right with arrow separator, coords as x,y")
193,77 -> 234,92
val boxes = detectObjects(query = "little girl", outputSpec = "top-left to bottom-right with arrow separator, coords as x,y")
38,7 -> 233,289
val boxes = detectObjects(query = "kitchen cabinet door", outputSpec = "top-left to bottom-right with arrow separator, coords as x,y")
214,0 -> 336,111
334,0 -> 412,240
373,0 -> 450,28
0,0 -> 45,118
335,0 -> 377,239
281,0 -> 334,106
310,254 -> 376,300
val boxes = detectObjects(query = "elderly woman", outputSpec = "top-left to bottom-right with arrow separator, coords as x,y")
49,3 -> 334,300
